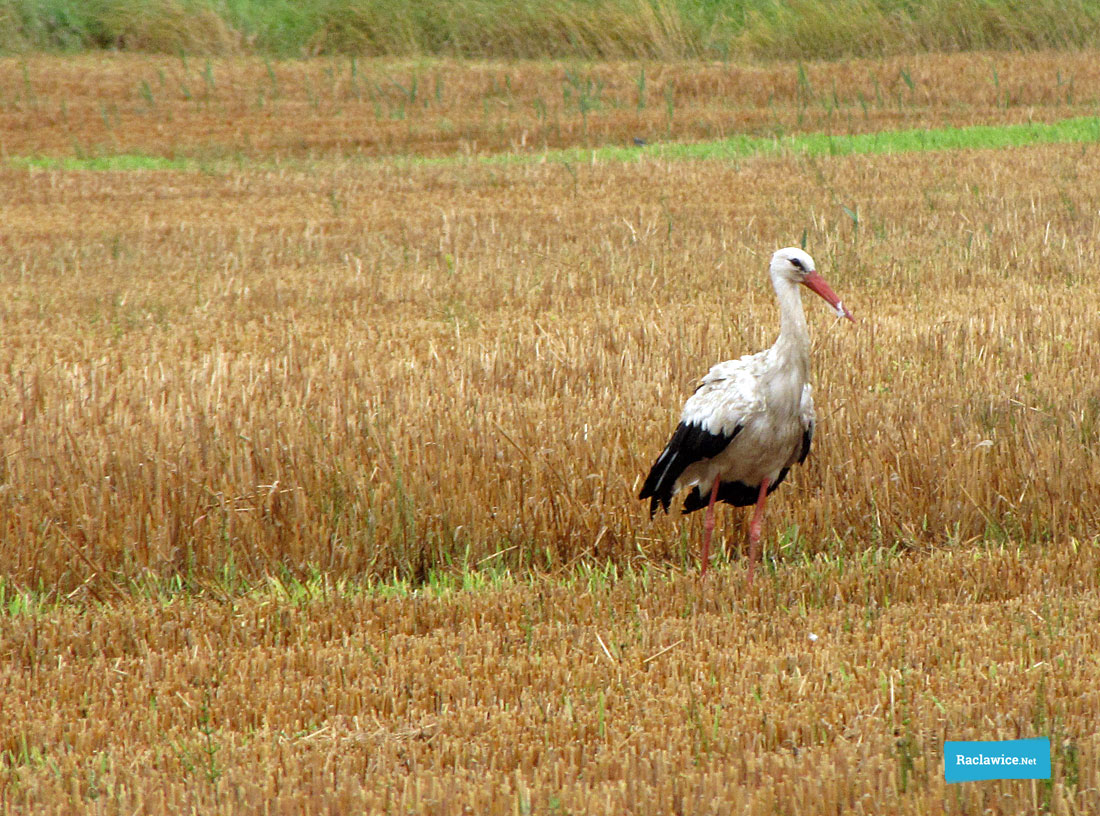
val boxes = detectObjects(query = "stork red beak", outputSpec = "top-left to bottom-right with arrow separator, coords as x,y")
802,270 -> 855,322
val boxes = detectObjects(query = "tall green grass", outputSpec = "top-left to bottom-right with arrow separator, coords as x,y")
2,0 -> 1099,59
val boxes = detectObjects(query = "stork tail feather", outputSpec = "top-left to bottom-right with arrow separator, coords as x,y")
681,468 -> 791,514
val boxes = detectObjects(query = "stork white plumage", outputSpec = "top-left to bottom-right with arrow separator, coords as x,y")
639,248 -> 854,582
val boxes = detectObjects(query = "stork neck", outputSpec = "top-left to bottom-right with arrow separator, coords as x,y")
771,276 -> 811,373
774,276 -> 810,344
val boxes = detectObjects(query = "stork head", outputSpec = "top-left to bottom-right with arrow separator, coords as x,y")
770,247 -> 855,322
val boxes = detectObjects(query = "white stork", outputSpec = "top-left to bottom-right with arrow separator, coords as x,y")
639,247 -> 854,582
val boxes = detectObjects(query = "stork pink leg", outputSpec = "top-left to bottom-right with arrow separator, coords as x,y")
746,477 -> 770,585
699,479 -> 721,577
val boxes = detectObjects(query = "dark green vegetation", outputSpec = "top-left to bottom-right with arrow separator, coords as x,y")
2,0 -> 1100,60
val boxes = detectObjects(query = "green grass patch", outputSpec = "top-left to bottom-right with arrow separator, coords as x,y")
10,153 -> 194,171
663,115 -> 1100,159
460,115 -> 1100,165
0,555 -> 640,612
10,116 -> 1100,173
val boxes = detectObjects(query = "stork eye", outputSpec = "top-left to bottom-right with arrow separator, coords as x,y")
791,258 -> 804,271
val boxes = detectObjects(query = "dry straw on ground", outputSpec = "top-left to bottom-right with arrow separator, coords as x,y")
3,548 -> 1099,813
1,53 -> 1099,813
3,136 -> 1099,589
4,52 -> 1100,159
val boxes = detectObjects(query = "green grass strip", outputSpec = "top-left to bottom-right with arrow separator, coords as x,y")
490,115 -> 1100,166
8,116 -> 1100,172
9,154 -> 193,171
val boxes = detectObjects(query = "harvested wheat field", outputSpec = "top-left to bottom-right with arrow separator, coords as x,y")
2,52 -> 1100,813
5,51 -> 1100,160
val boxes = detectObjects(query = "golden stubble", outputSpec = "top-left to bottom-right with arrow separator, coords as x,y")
2,142 -> 1099,589
3,51 -> 1100,159
2,549 -> 1099,813
2,52 -> 1100,814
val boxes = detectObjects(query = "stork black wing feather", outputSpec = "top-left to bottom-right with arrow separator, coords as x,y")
798,425 -> 813,464
638,421 -> 740,517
